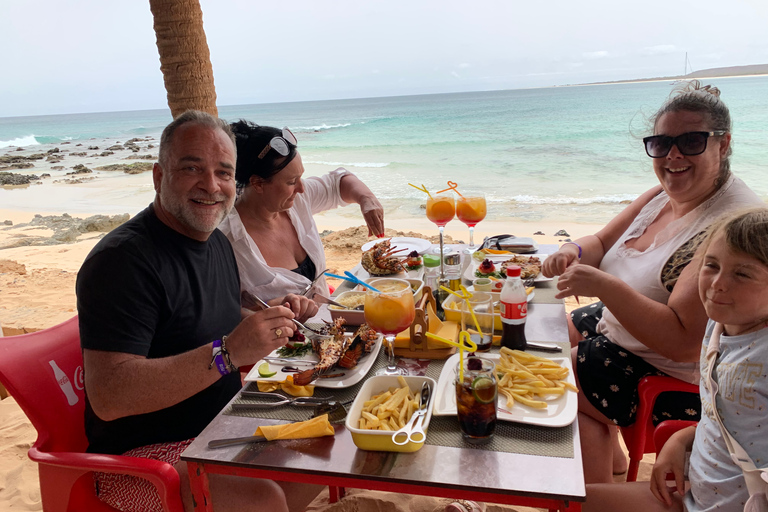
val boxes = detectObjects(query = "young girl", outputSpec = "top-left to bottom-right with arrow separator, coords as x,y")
584,207 -> 768,511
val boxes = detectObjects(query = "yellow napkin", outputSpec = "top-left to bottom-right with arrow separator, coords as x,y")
255,414 -> 335,441
394,300 -> 459,349
257,375 -> 315,396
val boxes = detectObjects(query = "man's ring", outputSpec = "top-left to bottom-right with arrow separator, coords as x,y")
275,328 -> 283,338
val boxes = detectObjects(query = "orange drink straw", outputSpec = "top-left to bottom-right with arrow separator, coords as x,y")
408,183 -> 433,199
426,331 -> 477,382
436,180 -> 464,198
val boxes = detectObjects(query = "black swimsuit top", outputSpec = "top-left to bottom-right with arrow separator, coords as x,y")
291,254 -> 317,282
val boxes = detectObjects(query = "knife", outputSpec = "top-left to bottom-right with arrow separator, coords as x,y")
526,342 -> 563,353
311,293 -> 348,309
208,435 -> 269,449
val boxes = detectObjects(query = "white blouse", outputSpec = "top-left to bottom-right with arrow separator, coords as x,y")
597,175 -> 763,382
219,168 -> 351,302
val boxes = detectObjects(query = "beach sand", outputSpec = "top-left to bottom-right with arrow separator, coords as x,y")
0,208 -> 653,512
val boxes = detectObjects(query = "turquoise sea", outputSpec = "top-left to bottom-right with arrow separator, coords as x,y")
1,76 -> 766,225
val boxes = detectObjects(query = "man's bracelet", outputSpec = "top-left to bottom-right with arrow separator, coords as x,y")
209,337 -> 237,376
561,241 -> 582,259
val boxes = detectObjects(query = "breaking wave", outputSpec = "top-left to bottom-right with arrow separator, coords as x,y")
0,135 -> 40,148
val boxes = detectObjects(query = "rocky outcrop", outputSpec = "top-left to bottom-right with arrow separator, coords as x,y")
1,213 -> 130,247
67,164 -> 92,175
0,172 -> 40,185
95,162 -> 152,174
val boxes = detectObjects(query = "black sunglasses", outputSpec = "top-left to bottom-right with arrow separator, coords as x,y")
643,130 -> 726,158
257,127 -> 298,160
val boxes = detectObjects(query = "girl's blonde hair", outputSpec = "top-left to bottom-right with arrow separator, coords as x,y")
699,208 -> 768,267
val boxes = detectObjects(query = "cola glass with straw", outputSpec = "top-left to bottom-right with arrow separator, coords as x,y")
455,356 -> 497,443
364,278 -> 415,376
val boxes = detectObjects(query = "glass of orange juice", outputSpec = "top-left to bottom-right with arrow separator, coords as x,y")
456,192 -> 487,252
365,278 -> 415,376
426,193 -> 455,257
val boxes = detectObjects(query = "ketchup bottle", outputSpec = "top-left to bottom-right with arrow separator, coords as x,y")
499,265 -> 527,350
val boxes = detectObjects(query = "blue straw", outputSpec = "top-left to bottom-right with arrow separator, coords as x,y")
323,272 -> 381,292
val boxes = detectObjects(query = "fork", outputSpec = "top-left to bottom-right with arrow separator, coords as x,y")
299,269 -> 329,297
241,290 -> 324,335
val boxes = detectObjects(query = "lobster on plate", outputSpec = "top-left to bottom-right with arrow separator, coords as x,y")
292,321 -> 379,385
360,239 -> 407,275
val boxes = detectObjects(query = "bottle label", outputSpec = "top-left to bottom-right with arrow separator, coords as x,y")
500,301 -> 527,321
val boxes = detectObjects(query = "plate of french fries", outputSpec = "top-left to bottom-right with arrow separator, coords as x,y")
432,347 -> 579,427
346,375 -> 436,452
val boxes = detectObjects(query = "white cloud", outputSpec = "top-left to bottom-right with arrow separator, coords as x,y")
639,45 -> 678,56
458,63 -> 470,68
583,51 -> 609,60
451,70 -> 461,78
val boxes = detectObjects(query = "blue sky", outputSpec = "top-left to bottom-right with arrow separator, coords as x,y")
2,0 -> 767,117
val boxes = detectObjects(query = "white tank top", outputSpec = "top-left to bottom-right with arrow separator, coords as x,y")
597,175 -> 764,382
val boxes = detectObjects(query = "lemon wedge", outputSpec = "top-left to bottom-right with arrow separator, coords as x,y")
258,362 -> 277,378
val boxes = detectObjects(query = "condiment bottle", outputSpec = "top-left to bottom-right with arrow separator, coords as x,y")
499,265 -> 527,350
443,253 -> 462,291
423,254 -> 447,321
423,254 -> 441,291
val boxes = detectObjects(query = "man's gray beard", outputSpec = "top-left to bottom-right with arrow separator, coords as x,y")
159,188 -> 232,235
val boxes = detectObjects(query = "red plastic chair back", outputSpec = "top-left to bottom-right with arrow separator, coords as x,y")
0,316 -> 183,512
619,375 -> 699,482
0,316 -> 87,453
653,420 -> 698,457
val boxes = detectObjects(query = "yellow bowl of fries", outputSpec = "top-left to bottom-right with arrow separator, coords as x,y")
346,375 -> 436,452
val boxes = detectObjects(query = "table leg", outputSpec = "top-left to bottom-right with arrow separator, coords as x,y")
328,486 -> 346,502
188,462 -> 214,512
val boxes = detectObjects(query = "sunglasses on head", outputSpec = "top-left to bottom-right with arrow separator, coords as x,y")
643,130 -> 726,158
257,127 -> 298,160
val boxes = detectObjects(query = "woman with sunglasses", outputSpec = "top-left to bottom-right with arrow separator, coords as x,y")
218,120 -> 385,320
541,81 -> 763,484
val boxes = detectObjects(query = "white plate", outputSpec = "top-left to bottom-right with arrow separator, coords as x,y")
432,352 -> 578,427
361,237 -> 432,255
244,335 -> 383,388
464,253 -> 552,284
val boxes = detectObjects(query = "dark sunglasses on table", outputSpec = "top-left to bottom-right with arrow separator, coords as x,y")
643,130 -> 726,158
257,127 -> 298,159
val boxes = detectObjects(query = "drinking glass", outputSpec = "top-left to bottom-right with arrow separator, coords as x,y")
426,193 -> 455,255
461,291 -> 494,352
364,278 -> 415,376
455,356 -> 497,444
456,192 -> 487,252
426,193 -> 455,290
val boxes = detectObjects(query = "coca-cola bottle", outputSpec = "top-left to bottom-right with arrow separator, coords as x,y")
49,359 -> 79,406
499,265 -> 527,350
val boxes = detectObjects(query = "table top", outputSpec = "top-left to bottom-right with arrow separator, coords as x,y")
181,276 -> 585,503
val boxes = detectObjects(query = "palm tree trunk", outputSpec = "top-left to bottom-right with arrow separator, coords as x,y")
148,0 -> 218,117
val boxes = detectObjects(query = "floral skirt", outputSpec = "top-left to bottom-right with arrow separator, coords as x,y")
576,329 -> 700,427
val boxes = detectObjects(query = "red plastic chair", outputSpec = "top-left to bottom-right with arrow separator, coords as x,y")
653,420 -> 699,457
0,316 -> 184,512
619,375 -> 699,482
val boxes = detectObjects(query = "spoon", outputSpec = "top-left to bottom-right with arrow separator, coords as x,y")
323,272 -> 381,292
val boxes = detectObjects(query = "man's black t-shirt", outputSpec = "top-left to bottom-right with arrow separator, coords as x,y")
76,204 -> 242,455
